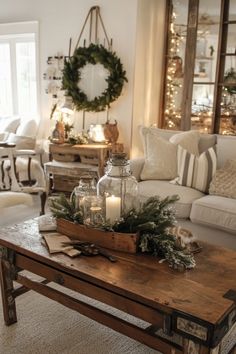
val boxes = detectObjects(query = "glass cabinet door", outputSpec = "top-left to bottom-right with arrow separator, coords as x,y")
162,0 -> 188,130
161,0 -> 236,136
217,0 -> 236,134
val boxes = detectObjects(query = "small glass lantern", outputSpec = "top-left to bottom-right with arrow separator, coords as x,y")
82,195 -> 104,227
97,153 -> 139,224
71,175 -> 97,210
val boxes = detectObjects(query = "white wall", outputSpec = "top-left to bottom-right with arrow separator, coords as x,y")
131,0 -> 166,157
0,0 -> 138,151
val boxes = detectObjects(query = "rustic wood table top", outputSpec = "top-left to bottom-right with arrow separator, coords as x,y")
0,219 -> 235,324
0,219 -> 236,353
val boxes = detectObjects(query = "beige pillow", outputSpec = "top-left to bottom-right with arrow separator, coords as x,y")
139,125 -> 215,155
16,119 -> 38,137
199,134 -> 217,154
140,135 -> 177,180
171,145 -> 217,193
224,159 -> 236,169
209,160 -> 236,199
169,130 -> 200,155
138,125 -> 174,155
7,133 -> 36,149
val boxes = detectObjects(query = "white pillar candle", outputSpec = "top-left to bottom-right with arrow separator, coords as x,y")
106,195 -> 121,223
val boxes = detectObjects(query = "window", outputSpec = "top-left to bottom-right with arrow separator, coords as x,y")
160,0 -> 236,135
0,22 -> 39,119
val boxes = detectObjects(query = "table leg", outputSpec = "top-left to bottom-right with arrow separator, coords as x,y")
0,247 -> 17,325
183,339 -> 220,354
183,339 -> 200,354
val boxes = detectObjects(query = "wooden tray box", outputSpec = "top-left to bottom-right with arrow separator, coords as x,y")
56,218 -> 139,253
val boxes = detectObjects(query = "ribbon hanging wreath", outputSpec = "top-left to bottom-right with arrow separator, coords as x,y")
62,43 -> 128,112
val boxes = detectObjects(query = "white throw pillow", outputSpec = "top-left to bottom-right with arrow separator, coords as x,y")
169,130 -> 200,155
209,159 -> 236,199
138,125 -> 175,154
16,119 -> 38,137
139,126 -> 201,155
140,135 -> 177,180
171,145 -> 217,193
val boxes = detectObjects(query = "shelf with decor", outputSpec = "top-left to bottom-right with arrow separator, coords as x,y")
45,142 -> 124,194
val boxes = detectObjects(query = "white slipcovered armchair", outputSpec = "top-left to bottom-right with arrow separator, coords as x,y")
0,117 -> 47,215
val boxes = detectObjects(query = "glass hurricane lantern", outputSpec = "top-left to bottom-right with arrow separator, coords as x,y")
97,153 -> 139,224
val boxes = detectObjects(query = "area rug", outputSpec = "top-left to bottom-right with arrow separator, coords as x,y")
0,282 -> 160,354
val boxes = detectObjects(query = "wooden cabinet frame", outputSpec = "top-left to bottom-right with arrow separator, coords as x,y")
160,0 -> 236,134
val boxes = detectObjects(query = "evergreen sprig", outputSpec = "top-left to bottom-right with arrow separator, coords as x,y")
113,195 -> 179,233
49,194 -> 196,270
139,233 -> 196,270
49,194 -> 83,224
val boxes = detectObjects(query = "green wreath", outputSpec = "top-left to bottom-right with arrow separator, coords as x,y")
62,43 -> 128,112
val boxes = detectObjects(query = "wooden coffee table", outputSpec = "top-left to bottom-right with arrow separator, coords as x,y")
0,219 -> 236,354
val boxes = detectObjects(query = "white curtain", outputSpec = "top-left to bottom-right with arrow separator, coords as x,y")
131,0 -> 166,158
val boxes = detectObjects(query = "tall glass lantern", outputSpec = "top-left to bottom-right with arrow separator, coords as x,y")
97,153 -> 139,224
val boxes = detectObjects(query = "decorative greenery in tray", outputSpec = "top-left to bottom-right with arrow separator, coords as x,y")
66,132 -> 89,145
62,43 -> 128,112
50,194 -> 196,270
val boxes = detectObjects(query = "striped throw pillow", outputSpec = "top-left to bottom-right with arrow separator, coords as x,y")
172,145 -> 217,193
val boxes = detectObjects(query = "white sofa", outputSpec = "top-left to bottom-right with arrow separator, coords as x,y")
130,128 -> 236,250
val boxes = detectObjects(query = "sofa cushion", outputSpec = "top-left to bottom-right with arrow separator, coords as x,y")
209,159 -> 236,199
190,195 -> 236,234
169,130 -> 200,155
139,127 -> 173,154
138,180 -> 204,218
172,145 -> 217,193
138,126 -> 216,155
140,135 -> 177,180
216,135 -> 236,168
198,134 -> 217,154
139,126 -> 201,155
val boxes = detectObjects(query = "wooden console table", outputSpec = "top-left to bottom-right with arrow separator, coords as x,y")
46,143 -> 117,194
0,219 -> 236,353
49,143 -> 112,177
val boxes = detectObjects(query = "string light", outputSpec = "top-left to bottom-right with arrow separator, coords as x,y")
164,7 -> 183,130
164,7 -> 236,135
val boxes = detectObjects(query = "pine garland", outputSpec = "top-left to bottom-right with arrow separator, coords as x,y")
112,196 -> 178,234
49,194 -> 196,270
49,194 -> 83,224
